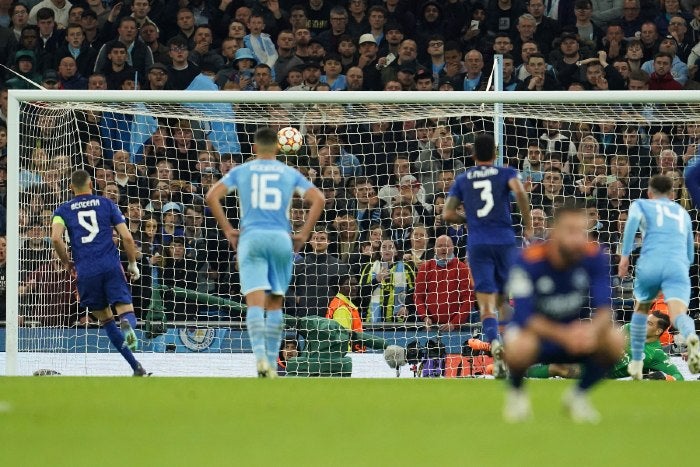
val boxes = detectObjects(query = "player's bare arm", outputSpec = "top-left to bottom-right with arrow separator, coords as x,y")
114,223 -> 141,281
442,196 -> 466,224
205,181 -> 239,248
293,187 -> 325,252
509,177 -> 533,240
50,221 -> 72,273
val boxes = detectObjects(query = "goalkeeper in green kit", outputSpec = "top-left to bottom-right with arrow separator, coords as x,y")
280,314 -> 406,377
527,311 -> 684,381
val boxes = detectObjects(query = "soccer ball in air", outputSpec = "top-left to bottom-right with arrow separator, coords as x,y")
277,127 -> 303,154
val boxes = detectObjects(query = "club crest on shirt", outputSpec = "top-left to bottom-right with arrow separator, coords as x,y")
536,276 -> 555,294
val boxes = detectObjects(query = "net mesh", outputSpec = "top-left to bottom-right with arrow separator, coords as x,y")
8,97 -> 700,377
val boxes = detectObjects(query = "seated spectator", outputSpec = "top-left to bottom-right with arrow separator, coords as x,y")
317,135 -> 362,178
29,0 -> 70,29
403,223 -> 433,269
414,235 -> 473,331
609,154 -> 644,199
517,53 -> 562,90
346,0 -> 368,38
348,177 -> 383,239
641,36 -> 688,85
290,228 -> 348,317
639,21 -> 661,62
573,0 -> 604,48
529,0 -> 561,48
317,6 -> 350,54
94,17 -> 153,85
502,54 -> 522,90
98,41 -> 136,90
385,202 -> 416,252
432,192 -> 468,259
140,22 -> 169,66
166,36 -> 200,90
521,139 -> 546,185
416,125 -> 466,197
530,208 -> 549,242
539,119 -> 577,162
667,15 -> 693,62
5,50 -> 43,89
378,155 -> 419,207
597,179 -> 629,224
57,56 -> 87,89
461,49 -> 489,91
287,60 -> 323,90
530,168 -> 574,213
54,23 -> 98,79
319,53 -> 346,90
380,39 -> 418,86
601,21 -> 627,61
620,0 -> 644,38
330,212 -> 362,263
391,175 -> 433,224
358,238 -> 415,322
647,51 -> 684,89
160,201 -> 185,246
243,13 -> 278,74
189,25 -> 224,72
655,0 -> 691,36
581,52 -> 627,89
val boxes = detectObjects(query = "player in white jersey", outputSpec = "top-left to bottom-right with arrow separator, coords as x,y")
206,128 -> 325,377
618,175 -> 700,377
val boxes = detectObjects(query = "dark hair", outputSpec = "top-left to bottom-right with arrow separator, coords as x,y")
474,133 -> 496,162
444,40 -> 461,53
628,69 -> 649,84
71,169 -> 91,188
36,7 -> 55,21
654,51 -> 673,62
527,52 -> 546,63
254,127 -> 278,146
167,36 -> 188,48
649,174 -> 673,195
108,41 -> 128,53
323,53 -> 342,63
651,310 -> 671,333
119,16 -> 138,28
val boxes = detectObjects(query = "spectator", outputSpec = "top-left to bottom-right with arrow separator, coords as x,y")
530,208 -> 549,241
385,202 -> 416,252
380,38 -> 418,86
94,16 -> 154,83
414,235 -> 473,331
345,66 -> 364,90
243,13 -> 278,73
80,9 -> 100,48
647,51 -> 683,89
10,3 -> 30,41
402,223 -> 433,269
641,35 -> 688,85
307,0 -> 332,35
620,0 -> 644,38
581,52 -> 627,89
462,49 -> 489,91
330,212 -> 362,263
667,15 -> 693,61
655,0 -> 690,35
291,229 -> 348,317
98,41 -> 136,90
166,36 -> 200,90
417,125 -> 466,197
320,53 -> 346,90
501,54 -> 522,90
170,8 -> 196,48
5,50 -> 42,89
487,0 -> 525,36
19,250 -> 77,326
358,238 -> 415,322
56,56 -> 87,89
531,168 -> 574,213
189,25 -> 224,71
529,0 -> 561,48
29,0 -> 71,29
348,176 -> 382,238
574,0 -> 604,47
639,21 -> 660,61
517,52 -> 562,90
53,24 -> 97,79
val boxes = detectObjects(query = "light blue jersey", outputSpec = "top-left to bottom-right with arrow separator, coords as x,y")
220,159 -> 314,233
622,198 -> 694,304
221,158 -> 314,295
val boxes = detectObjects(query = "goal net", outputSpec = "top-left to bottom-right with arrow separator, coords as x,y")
4,90 -> 699,378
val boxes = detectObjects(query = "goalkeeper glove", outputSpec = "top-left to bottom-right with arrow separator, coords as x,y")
128,262 -> 140,281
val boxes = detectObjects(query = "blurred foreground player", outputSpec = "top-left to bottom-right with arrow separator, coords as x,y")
503,202 -> 624,423
51,170 -> 148,376
443,133 -> 533,377
618,174 -> 700,378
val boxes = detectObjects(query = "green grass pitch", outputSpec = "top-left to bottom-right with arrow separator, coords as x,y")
0,378 -> 697,466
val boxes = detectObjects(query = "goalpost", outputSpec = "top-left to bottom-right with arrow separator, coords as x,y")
4,89 -> 700,377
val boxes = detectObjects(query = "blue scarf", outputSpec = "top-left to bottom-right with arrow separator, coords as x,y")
435,253 -> 454,268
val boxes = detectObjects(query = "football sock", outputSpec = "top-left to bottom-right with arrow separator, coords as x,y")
578,357 -> 607,391
264,310 -> 284,368
674,313 -> 696,340
103,319 -> 139,370
630,312 -> 647,361
120,311 -> 137,329
509,371 -> 524,389
246,306 -> 267,363
482,316 -> 499,343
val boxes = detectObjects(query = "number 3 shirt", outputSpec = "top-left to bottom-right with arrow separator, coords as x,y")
52,195 -> 126,277
448,165 -> 520,246
219,159 -> 313,234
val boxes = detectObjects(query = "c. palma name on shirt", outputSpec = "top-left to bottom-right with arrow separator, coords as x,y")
467,167 -> 499,179
70,198 -> 101,210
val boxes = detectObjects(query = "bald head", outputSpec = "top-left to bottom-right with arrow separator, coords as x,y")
434,235 -> 454,260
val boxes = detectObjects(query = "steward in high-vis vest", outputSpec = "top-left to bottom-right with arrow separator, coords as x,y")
325,277 -> 364,351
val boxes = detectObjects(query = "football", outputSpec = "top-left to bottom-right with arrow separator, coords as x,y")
277,127 -> 303,154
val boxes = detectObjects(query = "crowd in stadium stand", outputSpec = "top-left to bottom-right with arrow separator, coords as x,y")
1,0 -> 700,327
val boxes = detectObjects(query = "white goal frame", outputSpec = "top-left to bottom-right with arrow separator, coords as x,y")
6,89 -> 700,376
